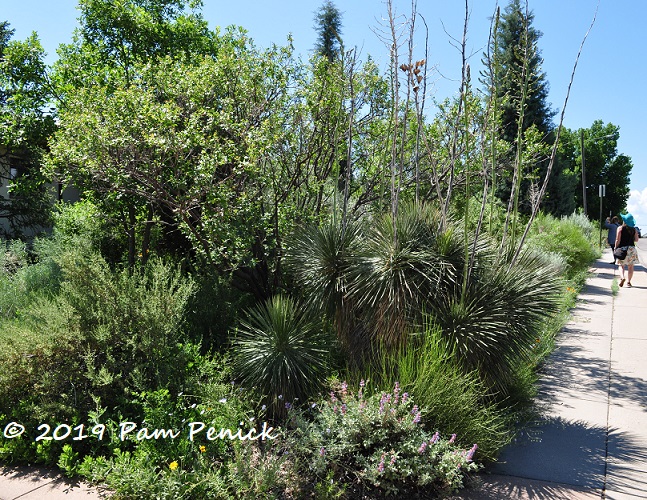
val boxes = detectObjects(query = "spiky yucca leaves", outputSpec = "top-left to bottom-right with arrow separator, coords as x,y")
348,203 -> 454,348
284,219 -> 366,361
284,219 -> 360,317
427,246 -> 562,398
233,294 -> 332,417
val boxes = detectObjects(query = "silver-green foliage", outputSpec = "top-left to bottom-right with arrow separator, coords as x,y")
286,202 -> 562,398
290,380 -> 480,496
233,294 -> 333,416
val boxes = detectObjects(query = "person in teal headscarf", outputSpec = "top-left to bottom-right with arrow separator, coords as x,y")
615,213 -> 640,287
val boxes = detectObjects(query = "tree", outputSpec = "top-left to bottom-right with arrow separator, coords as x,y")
564,120 -> 631,220
0,22 -> 56,237
49,0 -> 219,266
48,40 -> 296,293
313,1 -> 343,62
489,0 -> 554,143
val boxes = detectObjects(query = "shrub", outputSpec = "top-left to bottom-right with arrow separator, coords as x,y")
73,355 -> 285,499
526,212 -> 600,278
184,270 -> 252,351
56,252 -> 195,409
288,380 -> 480,497
0,245 -> 197,465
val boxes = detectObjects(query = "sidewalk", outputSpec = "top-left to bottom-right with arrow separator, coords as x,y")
453,239 -> 647,499
0,465 -> 110,499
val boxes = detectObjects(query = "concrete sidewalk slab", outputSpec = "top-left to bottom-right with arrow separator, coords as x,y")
449,473 -> 602,499
0,466 -> 110,499
456,246 -> 647,499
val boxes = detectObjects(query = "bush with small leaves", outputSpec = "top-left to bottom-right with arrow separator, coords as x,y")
288,380 -> 480,497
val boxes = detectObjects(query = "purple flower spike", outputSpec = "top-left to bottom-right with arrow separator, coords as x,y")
449,433 -> 456,444
377,453 -> 386,474
319,447 -> 326,457
413,412 -> 421,424
418,442 -> 428,454
466,444 -> 478,461
431,431 -> 440,444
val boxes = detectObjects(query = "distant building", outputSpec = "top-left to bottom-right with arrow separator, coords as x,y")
0,145 -> 80,238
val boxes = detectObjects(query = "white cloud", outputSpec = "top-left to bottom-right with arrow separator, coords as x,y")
627,188 -> 647,229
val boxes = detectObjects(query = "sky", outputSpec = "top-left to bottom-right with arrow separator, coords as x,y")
4,0 -> 646,224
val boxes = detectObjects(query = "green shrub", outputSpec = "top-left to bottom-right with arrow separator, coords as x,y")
55,253 -> 195,409
288,380 -> 480,497
72,355 -> 282,499
51,200 -> 105,247
0,245 -> 198,466
526,212 -> 600,278
184,270 -> 251,351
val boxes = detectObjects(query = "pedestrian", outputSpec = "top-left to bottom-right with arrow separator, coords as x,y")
615,212 -> 639,287
605,215 -> 621,264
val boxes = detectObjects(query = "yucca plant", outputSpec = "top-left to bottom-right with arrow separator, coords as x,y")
233,294 -> 333,417
284,218 -> 360,317
427,245 -> 562,398
284,219 -> 367,361
348,202 -> 454,348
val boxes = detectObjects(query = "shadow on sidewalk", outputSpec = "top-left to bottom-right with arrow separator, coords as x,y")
0,464 -> 111,498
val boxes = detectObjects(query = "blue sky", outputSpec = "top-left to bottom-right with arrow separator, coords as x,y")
5,0 -> 645,223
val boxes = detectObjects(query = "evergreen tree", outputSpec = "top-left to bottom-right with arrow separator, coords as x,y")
492,0 -> 554,143
483,0 -> 572,216
313,1 -> 343,62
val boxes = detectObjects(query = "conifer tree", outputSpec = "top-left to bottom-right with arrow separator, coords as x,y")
492,0 -> 554,143
313,1 -> 343,62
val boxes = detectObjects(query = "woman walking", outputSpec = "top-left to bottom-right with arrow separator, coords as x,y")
615,213 -> 640,287
605,215 -> 621,264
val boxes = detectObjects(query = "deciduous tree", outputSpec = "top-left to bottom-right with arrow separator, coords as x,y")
0,22 -> 55,237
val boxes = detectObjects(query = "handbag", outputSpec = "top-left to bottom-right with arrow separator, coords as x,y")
614,247 -> 628,260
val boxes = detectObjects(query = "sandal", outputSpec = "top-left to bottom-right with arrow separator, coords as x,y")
620,278 -> 625,287
627,282 -> 632,287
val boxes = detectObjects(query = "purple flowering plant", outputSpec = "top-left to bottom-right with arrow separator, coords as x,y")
291,379 -> 480,494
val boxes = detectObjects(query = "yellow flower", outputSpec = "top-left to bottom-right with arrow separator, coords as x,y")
169,461 -> 179,471
199,446 -> 206,453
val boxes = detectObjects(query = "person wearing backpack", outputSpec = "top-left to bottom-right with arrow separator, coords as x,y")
614,213 -> 640,287
605,215 -> 621,264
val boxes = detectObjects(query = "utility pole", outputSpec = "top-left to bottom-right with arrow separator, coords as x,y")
581,129 -> 587,216
599,184 -> 605,247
